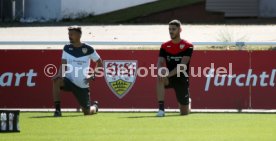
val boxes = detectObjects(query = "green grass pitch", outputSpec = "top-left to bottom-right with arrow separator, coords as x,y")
1,112 -> 276,141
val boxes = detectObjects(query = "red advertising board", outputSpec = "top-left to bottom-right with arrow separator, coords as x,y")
250,51 -> 276,109
190,51 -> 251,109
0,50 -> 275,109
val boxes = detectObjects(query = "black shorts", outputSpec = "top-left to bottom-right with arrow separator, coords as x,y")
60,77 -> 91,109
165,76 -> 190,105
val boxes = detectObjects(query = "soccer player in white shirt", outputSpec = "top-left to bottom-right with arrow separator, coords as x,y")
52,26 -> 103,117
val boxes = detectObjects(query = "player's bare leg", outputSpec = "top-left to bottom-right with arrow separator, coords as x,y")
52,78 -> 64,117
53,78 -> 63,102
156,77 -> 169,117
156,79 -> 166,102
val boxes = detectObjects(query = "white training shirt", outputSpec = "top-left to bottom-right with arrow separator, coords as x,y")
62,43 -> 100,88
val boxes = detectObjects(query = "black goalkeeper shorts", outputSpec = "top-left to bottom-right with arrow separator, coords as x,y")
165,76 -> 190,105
60,77 -> 91,109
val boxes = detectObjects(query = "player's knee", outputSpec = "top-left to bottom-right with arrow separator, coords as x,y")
82,107 -> 93,115
177,97 -> 190,116
53,78 -> 62,85
82,109 -> 90,115
157,79 -> 166,87
157,81 -> 162,88
180,111 -> 189,116
53,78 -> 60,83
179,104 -> 189,116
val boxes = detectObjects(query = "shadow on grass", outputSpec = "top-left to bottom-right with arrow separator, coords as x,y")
0,132 -> 20,134
123,114 -> 183,119
190,112 -> 276,115
30,114 -> 83,119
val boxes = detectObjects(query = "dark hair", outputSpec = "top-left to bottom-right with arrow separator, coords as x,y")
68,25 -> 82,34
169,20 -> 181,27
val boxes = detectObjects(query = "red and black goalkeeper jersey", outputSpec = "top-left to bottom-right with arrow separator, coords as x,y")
159,40 -> 194,76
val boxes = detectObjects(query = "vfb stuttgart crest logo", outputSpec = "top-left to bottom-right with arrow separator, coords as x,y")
104,60 -> 138,99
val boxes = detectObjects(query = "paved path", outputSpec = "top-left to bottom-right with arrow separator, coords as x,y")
1,25 -> 276,49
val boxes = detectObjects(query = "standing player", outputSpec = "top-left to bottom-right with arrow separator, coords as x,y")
52,26 -> 103,117
156,20 -> 193,117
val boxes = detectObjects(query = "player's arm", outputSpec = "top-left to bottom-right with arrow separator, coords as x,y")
157,45 -> 168,80
95,58 -> 103,69
92,58 -> 103,77
52,45 -> 69,80
52,59 -> 67,80
84,49 -> 102,84
157,57 -> 166,69
167,46 -> 193,78
167,56 -> 190,78
91,49 -> 103,76
84,58 -> 102,84
60,59 -> 67,77
157,57 -> 166,78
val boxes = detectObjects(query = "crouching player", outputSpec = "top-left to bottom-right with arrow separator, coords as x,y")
52,26 -> 103,117
156,20 -> 193,117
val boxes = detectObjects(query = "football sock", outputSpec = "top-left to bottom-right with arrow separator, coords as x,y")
158,101 -> 165,111
54,101 -> 61,112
